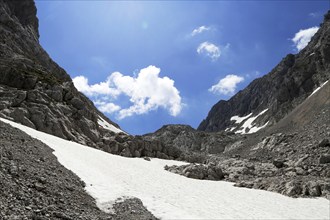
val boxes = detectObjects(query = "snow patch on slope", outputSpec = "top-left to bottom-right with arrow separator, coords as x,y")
230,113 -> 252,124
231,109 -> 269,134
248,121 -> 269,133
1,117 -> 329,220
97,116 -> 124,134
309,80 -> 328,98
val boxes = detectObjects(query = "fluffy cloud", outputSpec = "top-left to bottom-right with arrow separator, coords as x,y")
72,75 -> 120,97
94,101 -> 121,114
292,27 -> 319,51
209,74 -> 244,95
73,66 -> 183,119
197,42 -> 220,61
191,26 -> 210,36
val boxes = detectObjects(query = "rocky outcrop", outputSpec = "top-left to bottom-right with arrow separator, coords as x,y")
165,163 -> 224,181
198,11 -> 330,133
100,133 -> 183,160
144,124 -> 240,155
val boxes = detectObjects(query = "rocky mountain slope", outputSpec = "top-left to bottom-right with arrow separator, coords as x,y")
161,81 -> 330,198
198,11 -> 330,133
0,0 -> 122,147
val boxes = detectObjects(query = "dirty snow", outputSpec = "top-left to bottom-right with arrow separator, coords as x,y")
1,117 -> 329,220
97,116 -> 124,133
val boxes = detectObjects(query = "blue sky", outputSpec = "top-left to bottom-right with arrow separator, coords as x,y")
35,1 -> 329,135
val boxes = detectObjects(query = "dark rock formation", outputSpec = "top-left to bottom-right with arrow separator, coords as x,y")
198,11 -> 330,133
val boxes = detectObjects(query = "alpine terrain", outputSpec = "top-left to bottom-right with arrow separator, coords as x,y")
0,0 -> 329,219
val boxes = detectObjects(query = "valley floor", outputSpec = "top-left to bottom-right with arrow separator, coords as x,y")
1,117 -> 329,220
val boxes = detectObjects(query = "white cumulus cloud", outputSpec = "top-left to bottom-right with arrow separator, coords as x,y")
94,101 -> 121,114
291,26 -> 319,51
73,66 -> 183,119
197,42 -> 220,61
191,26 -> 211,36
72,75 -> 120,97
209,74 -> 244,95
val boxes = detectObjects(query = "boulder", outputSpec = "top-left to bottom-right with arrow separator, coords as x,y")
319,154 -> 330,164
319,139 -> 330,148
273,160 -> 284,168
70,97 -> 84,110
308,182 -> 322,197
285,181 -> 302,196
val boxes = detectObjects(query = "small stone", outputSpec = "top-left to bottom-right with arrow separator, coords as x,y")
144,157 -> 151,161
25,206 -> 32,210
34,182 -> 46,191
295,167 -> 305,175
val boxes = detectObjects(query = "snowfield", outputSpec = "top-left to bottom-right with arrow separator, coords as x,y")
1,117 -> 329,220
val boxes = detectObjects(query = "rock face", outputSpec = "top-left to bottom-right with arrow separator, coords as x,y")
198,11 -> 330,133
0,0 -> 123,148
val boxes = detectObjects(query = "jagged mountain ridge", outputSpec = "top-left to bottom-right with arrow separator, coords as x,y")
198,11 -> 330,133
